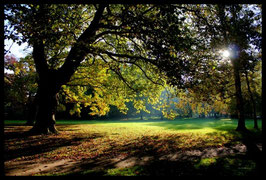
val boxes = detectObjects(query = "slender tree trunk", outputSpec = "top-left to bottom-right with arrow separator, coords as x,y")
25,102 -> 36,126
140,111 -> 143,120
232,58 -> 247,131
160,112 -> 164,120
25,92 -> 37,126
244,71 -> 258,129
216,5 -> 247,131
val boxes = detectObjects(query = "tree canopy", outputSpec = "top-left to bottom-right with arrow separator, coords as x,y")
4,4 -> 262,133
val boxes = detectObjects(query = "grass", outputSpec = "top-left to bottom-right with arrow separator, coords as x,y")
4,118 -> 262,176
5,117 -> 262,132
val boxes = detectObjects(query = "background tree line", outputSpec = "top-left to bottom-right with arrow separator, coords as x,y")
4,53 -> 261,122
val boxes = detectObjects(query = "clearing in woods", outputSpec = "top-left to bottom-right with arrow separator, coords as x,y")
4,118 -> 262,176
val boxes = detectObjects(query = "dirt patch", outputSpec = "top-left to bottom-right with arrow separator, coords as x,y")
159,143 -> 247,161
4,159 -> 79,176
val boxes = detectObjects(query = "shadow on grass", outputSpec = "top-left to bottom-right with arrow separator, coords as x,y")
4,120 -> 263,176
64,122 -> 262,176
39,131 -> 262,176
57,143 -> 260,176
4,125 -> 105,161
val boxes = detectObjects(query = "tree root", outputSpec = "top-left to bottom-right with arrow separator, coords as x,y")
27,125 -> 60,136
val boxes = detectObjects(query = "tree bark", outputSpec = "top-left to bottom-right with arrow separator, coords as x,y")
29,76 -> 59,134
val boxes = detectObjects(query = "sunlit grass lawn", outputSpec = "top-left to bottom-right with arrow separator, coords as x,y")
5,117 -> 262,133
4,118 -> 262,176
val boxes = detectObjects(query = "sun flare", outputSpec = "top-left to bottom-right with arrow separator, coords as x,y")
221,50 -> 230,58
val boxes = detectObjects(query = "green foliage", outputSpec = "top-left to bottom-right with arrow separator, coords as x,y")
60,56 -> 165,117
170,4 -> 262,121
5,4 -> 93,69
4,54 -> 37,119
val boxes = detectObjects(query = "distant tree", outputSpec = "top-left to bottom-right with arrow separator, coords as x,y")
4,54 -> 37,122
242,59 -> 262,129
214,5 -> 261,131
177,4 -> 261,131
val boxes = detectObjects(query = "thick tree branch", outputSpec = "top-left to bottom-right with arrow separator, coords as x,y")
32,39 -> 48,78
57,4 -> 106,84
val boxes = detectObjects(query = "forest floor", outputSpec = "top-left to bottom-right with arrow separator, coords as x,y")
4,118 -> 263,176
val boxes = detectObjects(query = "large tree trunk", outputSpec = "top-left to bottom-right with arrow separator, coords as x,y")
29,79 -> 59,134
29,37 -> 60,134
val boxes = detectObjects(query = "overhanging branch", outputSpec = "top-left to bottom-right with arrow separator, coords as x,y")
105,52 -> 164,87
103,51 -> 158,67
57,5 -> 106,84
98,54 -> 139,93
